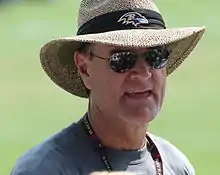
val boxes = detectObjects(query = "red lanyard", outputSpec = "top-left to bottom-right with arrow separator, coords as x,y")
81,114 -> 163,175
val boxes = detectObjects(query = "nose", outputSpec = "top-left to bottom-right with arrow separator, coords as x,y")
129,58 -> 152,80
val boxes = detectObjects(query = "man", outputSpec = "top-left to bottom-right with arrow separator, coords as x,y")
90,172 -> 135,175
11,0 -> 205,175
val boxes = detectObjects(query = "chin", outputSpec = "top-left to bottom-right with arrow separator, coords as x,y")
119,109 -> 157,126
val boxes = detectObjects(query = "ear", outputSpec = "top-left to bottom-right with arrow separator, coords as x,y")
73,51 -> 92,90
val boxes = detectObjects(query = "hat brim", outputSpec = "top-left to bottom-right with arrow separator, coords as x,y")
40,27 -> 205,98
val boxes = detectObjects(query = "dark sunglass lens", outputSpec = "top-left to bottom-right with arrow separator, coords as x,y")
146,47 -> 169,69
109,52 -> 137,73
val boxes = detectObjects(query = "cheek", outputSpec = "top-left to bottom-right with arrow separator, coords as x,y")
161,79 -> 166,98
159,80 -> 166,107
153,69 -> 166,101
154,68 -> 166,86
90,61 -> 125,102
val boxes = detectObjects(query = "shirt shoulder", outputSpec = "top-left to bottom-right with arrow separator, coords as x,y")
149,133 -> 195,175
10,123 -> 82,175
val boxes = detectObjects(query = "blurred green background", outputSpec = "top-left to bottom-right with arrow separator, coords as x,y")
0,0 -> 219,174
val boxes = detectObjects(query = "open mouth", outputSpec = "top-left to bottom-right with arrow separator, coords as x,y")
125,90 -> 153,98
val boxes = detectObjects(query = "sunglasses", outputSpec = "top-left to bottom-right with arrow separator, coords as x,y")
89,46 -> 170,73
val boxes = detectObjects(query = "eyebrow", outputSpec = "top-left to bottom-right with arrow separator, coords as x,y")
109,48 -> 150,56
109,48 -> 133,55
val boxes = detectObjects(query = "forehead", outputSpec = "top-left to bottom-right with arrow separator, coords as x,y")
91,43 -> 149,53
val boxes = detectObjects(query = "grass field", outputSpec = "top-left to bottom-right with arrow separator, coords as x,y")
0,0 -> 219,174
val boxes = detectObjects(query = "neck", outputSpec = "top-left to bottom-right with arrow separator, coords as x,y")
88,106 -> 148,150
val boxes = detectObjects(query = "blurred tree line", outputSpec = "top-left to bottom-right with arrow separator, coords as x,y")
0,0 -> 56,4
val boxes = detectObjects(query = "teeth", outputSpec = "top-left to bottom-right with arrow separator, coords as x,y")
128,92 -> 135,95
127,89 -> 151,94
127,89 -> 135,94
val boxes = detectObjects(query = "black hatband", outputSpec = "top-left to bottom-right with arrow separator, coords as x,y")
77,9 -> 166,35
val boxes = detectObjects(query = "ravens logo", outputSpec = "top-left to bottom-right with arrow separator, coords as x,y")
118,12 -> 149,27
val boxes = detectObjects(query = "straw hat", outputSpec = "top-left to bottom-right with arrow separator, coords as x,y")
40,0 -> 205,98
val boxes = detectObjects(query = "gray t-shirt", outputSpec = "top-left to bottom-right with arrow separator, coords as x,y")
10,118 -> 195,175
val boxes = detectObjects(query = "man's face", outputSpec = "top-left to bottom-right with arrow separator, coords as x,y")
74,43 -> 167,126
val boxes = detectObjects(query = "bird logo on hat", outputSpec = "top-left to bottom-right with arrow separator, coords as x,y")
118,12 -> 149,27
